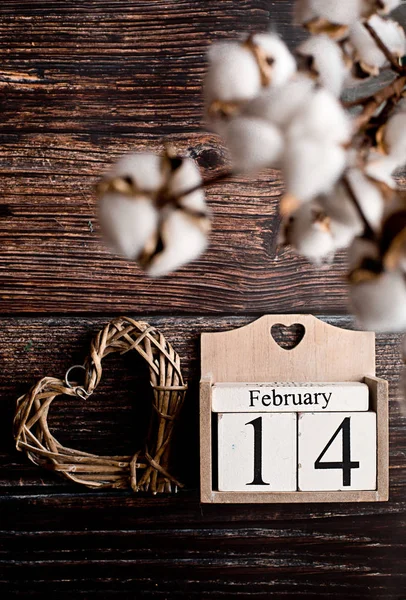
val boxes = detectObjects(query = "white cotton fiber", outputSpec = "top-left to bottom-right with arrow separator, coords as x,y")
295,0 -> 362,26
251,33 -> 297,86
297,35 -> 349,96
281,202 -> 337,263
349,15 -> 406,73
287,87 -> 352,145
244,75 -> 315,130
205,42 -> 262,104
98,193 -> 158,260
345,168 -> 385,230
220,116 -> 284,173
350,269 -> 406,332
383,112 -> 406,164
147,210 -> 208,277
283,139 -> 347,202
108,153 -> 166,192
168,158 -> 206,212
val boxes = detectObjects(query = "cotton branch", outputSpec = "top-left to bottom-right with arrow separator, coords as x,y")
174,169 -> 234,199
353,74 -> 406,130
97,1 -> 406,287
341,175 -> 377,242
364,21 -> 406,75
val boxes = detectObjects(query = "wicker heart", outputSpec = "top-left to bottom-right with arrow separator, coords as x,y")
271,323 -> 306,351
13,317 -> 187,494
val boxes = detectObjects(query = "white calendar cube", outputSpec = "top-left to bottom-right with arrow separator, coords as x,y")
298,412 -> 377,492
217,412 -> 297,492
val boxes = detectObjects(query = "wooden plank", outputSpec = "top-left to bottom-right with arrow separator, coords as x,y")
1,496 -> 406,597
0,315 -> 404,499
0,0 -> 405,596
0,0 -> 398,315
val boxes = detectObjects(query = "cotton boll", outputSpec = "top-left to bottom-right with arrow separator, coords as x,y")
365,154 -> 399,188
295,0 -> 362,25
220,116 -> 284,173
348,236 -> 381,269
380,113 -> 406,167
380,207 -> 406,272
244,75 -> 315,130
311,0 -> 362,24
297,35 -> 349,96
330,216 -> 362,249
98,193 -> 158,260
320,186 -> 364,248
250,33 -> 297,87
205,33 -> 296,122
167,157 -> 206,212
359,0 -> 401,18
295,0 -> 362,38
98,151 -> 211,276
107,153 -> 167,193
319,171 -> 385,250
374,0 -> 402,15
348,236 -> 406,332
345,168 -> 385,230
205,42 -> 262,108
287,88 -> 352,145
283,139 -> 347,205
371,16 -> 405,57
350,269 -> 406,332
280,202 -> 337,264
98,152 -> 165,259
146,210 -> 208,277
349,16 -> 406,74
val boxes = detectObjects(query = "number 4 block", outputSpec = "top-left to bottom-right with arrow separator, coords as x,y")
298,412 -> 377,491
218,413 -> 297,492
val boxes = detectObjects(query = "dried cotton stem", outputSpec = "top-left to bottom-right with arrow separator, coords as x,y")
363,21 -> 406,75
353,74 -> 406,130
342,175 -> 378,242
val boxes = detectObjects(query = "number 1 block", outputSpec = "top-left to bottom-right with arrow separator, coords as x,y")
298,412 -> 377,492
218,413 -> 297,492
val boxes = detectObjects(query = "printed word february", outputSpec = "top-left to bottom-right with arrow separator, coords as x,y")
211,383 -> 369,413
249,388 -> 331,410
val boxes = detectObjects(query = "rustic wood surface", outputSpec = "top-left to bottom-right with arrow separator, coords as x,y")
0,1 -> 405,598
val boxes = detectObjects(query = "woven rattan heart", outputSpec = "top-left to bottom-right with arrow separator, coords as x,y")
13,317 -> 187,494
271,323 -> 306,351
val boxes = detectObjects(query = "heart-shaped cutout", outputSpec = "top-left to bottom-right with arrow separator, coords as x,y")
271,323 -> 305,351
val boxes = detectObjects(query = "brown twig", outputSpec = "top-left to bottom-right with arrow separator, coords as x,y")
178,169 -> 234,199
343,95 -> 371,109
353,75 -> 406,131
364,21 -> 406,76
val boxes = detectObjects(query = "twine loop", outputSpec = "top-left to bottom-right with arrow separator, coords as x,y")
13,317 -> 187,494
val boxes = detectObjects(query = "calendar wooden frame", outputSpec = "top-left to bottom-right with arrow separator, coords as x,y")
200,314 -> 389,504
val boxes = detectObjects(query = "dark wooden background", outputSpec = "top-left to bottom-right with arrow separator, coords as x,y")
1,1 -> 405,598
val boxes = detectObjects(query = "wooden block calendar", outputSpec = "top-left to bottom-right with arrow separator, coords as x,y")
200,315 -> 389,503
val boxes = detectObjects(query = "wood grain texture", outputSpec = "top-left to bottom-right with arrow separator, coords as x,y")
1,1 -> 406,598
0,0 -> 402,315
0,316 -> 405,598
